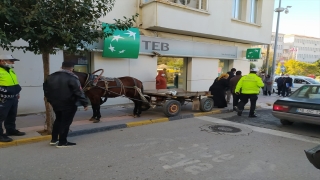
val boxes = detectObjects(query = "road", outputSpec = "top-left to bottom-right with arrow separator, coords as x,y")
212,109 -> 320,138
0,112 -> 319,180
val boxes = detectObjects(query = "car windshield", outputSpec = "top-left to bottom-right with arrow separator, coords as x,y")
290,85 -> 320,99
305,78 -> 320,84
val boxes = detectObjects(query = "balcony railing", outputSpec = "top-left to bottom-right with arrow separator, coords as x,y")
142,0 -> 208,11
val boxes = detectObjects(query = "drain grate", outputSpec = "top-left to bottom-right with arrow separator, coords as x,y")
209,125 -> 242,133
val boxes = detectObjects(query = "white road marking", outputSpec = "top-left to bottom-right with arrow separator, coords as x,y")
196,116 -> 320,144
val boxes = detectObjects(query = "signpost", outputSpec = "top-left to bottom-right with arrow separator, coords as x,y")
246,48 -> 262,59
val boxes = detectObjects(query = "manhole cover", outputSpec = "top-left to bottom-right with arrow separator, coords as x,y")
209,125 -> 242,133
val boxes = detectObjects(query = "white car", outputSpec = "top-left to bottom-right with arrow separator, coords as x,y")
272,76 -> 320,94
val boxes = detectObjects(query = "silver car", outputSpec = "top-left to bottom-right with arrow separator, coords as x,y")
272,85 -> 320,125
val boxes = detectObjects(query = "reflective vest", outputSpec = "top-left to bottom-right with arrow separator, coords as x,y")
0,67 -> 19,86
235,73 -> 264,94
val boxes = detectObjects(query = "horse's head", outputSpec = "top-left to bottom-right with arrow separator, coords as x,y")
73,71 -> 88,87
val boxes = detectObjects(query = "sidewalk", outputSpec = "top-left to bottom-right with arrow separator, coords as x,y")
1,94 -> 279,148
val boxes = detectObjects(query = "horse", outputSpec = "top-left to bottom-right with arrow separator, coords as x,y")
73,71 -> 144,123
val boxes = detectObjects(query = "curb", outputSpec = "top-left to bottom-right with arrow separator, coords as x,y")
0,109 -> 233,148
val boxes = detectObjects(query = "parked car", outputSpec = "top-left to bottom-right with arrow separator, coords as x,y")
272,85 -> 320,125
272,75 -> 320,94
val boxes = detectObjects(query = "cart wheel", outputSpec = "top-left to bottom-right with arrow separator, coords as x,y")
141,96 -> 151,111
163,100 -> 181,117
200,98 -> 214,112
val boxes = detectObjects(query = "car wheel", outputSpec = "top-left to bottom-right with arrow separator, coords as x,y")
280,119 -> 294,125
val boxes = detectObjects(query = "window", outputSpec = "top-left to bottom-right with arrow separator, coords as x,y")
233,0 -> 243,20
167,0 -> 208,10
250,0 -> 258,23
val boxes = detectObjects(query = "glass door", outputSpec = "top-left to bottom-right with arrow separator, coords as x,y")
157,57 -> 187,90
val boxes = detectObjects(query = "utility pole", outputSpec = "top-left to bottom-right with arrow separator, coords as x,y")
266,44 -> 270,75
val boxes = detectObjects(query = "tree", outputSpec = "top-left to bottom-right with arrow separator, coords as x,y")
275,59 -> 318,76
313,59 -> 320,76
0,0 -> 138,133
250,62 -> 256,69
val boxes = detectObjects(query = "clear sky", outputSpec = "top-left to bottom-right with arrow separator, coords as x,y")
272,0 -> 320,38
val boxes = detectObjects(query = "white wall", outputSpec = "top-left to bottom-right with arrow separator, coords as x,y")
0,40 -> 63,114
141,0 -> 275,44
187,57 -> 219,91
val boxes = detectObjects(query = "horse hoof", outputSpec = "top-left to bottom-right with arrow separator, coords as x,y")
93,120 -> 100,123
89,118 -> 95,121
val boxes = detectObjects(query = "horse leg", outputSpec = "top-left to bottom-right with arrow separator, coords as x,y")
133,100 -> 138,118
89,105 -> 96,121
137,100 -> 142,117
93,104 -> 101,123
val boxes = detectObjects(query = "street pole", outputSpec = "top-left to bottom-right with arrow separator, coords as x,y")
271,0 -> 282,79
265,44 -> 270,75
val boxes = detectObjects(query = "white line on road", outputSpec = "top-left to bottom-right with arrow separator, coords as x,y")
196,116 -> 320,144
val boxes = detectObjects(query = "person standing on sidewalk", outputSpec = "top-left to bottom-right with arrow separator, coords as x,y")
263,75 -> 273,96
226,68 -> 236,104
43,62 -> 89,147
282,74 -> 293,97
234,68 -> 264,118
276,74 -> 284,96
229,71 -> 242,111
0,55 -> 26,142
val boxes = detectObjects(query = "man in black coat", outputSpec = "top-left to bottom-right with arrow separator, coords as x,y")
43,62 -> 89,147
226,68 -> 236,104
276,74 -> 284,96
282,74 -> 293,97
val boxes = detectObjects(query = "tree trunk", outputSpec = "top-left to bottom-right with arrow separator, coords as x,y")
42,53 -> 54,134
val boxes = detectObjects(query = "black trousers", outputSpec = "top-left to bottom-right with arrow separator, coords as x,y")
277,85 -> 283,95
52,106 -> 77,144
0,98 -> 18,135
281,86 -> 289,97
237,94 -> 258,115
232,93 -> 240,108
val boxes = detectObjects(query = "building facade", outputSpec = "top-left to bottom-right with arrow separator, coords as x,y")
283,34 -> 320,63
0,0 -> 275,114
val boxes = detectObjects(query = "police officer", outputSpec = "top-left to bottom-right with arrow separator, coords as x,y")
0,55 -> 25,142
234,68 -> 264,118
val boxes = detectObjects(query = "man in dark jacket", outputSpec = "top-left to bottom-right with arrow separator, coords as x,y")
226,68 -> 236,104
229,71 -> 242,110
0,55 -> 25,142
276,74 -> 284,96
43,62 -> 89,147
282,74 -> 293,97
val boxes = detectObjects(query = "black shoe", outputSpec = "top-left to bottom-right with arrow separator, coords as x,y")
6,130 -> 26,136
234,106 -> 242,116
49,140 -> 59,146
249,114 -> 258,118
0,135 -> 13,142
56,142 -> 76,148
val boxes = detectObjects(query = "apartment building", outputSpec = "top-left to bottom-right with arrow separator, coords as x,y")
0,0 -> 275,114
283,34 -> 320,63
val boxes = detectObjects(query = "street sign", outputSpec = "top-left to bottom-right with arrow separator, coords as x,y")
281,66 -> 286,72
246,48 -> 261,59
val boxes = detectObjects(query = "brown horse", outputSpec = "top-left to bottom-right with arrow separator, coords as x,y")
73,71 -> 144,123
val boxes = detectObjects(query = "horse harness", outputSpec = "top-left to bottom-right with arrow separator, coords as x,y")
82,73 -> 139,98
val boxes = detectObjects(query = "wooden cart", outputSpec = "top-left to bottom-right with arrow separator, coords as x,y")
141,89 -> 214,117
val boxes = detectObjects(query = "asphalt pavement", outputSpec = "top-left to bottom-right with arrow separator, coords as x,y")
0,115 -> 318,180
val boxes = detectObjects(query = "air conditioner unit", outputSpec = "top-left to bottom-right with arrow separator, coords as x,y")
170,0 -> 191,5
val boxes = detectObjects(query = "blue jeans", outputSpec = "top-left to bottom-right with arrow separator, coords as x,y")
0,98 -> 18,135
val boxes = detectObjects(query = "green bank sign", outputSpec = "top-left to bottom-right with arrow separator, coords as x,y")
246,48 -> 261,59
102,23 -> 140,58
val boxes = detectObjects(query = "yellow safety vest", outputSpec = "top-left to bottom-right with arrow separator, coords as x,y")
0,67 -> 19,86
